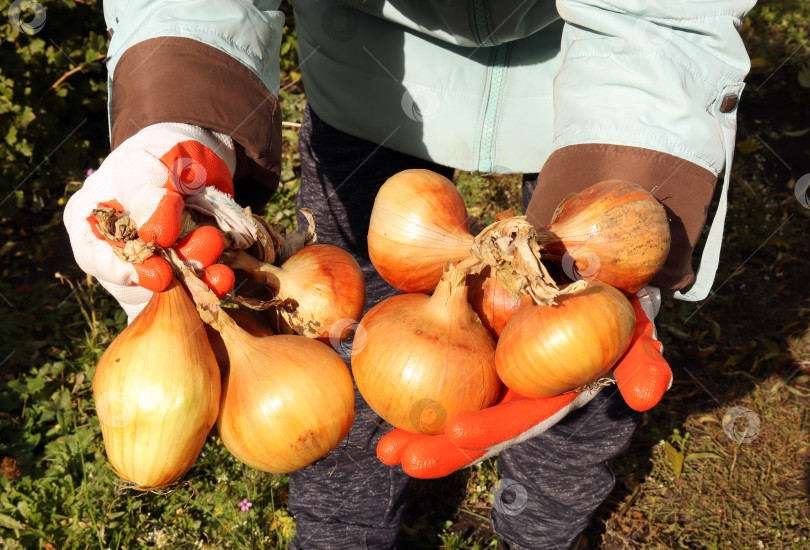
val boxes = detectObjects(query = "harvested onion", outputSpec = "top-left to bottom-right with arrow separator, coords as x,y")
93,279 -> 220,489
212,310 -> 355,473
352,266 -> 501,435
495,282 -> 635,398
537,180 -> 670,293
467,268 -> 521,338
225,245 -> 365,342
368,169 -> 474,293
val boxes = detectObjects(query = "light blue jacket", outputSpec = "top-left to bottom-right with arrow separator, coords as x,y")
102,1 -> 755,299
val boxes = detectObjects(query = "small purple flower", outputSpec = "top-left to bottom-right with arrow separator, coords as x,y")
86,168 -> 95,176
238,498 -> 253,512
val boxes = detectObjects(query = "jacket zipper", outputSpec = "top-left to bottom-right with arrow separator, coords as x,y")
472,1 -> 508,173
478,44 -> 509,173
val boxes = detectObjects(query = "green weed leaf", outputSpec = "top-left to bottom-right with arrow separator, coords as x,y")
784,385 -> 810,397
0,512 -> 26,532
5,125 -> 17,145
15,501 -> 31,520
664,441 -> 685,477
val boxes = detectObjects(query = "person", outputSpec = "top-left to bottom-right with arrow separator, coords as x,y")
64,2 -> 756,548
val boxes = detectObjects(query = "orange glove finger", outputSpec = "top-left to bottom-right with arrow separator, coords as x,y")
445,392 -> 579,450
201,264 -> 235,299
400,434 -> 487,479
160,141 -> 234,197
138,191 -> 185,247
377,429 -> 427,466
132,255 -> 173,293
614,297 -> 671,412
614,337 -> 671,411
175,226 -> 226,268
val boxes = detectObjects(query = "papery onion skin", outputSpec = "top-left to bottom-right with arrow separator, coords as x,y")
539,180 -> 670,294
215,315 -> 355,473
368,169 -> 473,293
205,309 -> 274,439
93,279 -> 220,489
352,269 -> 501,435
275,244 -> 365,342
495,282 -> 635,398
227,245 -> 365,343
467,269 -> 522,338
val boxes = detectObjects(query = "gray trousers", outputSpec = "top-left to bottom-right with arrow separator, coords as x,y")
288,106 -> 641,550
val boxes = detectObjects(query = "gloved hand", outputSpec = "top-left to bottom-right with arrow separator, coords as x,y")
376,288 -> 672,479
64,123 -> 237,321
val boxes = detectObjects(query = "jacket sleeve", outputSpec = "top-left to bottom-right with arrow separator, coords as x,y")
103,0 -> 285,201
527,0 -> 756,297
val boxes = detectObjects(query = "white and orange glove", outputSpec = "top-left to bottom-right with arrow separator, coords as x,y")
376,288 -> 672,479
64,123 -> 238,322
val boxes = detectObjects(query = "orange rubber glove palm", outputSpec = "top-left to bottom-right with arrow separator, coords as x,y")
376,290 -> 672,479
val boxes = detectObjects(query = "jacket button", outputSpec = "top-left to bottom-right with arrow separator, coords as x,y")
719,94 -> 738,113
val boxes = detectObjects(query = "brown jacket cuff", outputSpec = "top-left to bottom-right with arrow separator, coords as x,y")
111,37 -> 281,206
526,144 -> 718,291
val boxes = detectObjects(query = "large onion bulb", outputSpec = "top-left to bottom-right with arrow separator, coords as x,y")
368,169 -> 474,293
352,267 -> 501,434
93,279 -> 220,489
538,180 -> 670,293
226,245 -> 365,343
213,311 -> 356,473
495,282 -> 635,397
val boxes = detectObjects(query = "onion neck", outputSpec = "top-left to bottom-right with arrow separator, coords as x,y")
222,249 -> 283,292
427,265 -> 477,325
159,247 -> 233,332
468,216 -> 586,306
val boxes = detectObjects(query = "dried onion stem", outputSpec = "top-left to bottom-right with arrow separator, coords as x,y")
466,216 -> 587,306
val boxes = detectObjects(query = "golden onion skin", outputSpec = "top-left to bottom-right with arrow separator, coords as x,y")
216,325 -> 355,473
467,269 -> 522,338
495,282 -> 635,398
540,180 -> 670,294
93,279 -> 220,489
352,271 -> 501,435
368,169 -> 473,293
274,244 -> 366,342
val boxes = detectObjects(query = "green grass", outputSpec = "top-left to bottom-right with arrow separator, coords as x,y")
602,373 -> 809,548
1,2 -> 809,548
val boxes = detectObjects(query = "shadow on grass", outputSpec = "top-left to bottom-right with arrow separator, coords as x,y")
584,53 -> 810,547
